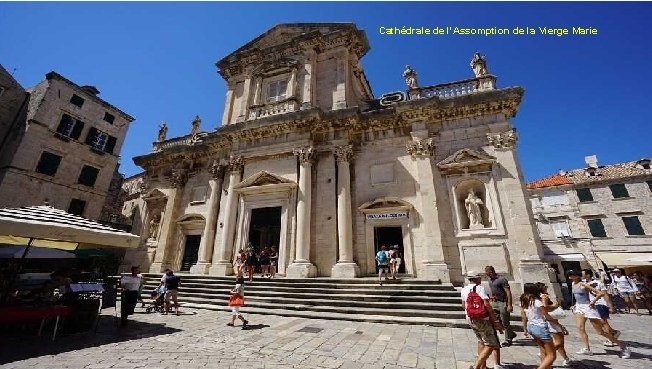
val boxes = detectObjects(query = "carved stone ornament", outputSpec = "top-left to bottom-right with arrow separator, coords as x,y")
293,146 -> 314,164
228,155 -> 244,172
486,129 -> 517,149
208,159 -> 226,179
170,168 -> 188,188
138,177 -> 150,195
471,52 -> 490,78
333,145 -> 354,163
406,138 -> 435,158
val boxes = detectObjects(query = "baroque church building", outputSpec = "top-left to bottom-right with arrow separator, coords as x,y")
127,23 -> 550,286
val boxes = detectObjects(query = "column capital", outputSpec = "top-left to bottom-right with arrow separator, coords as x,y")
293,146 -> 314,164
169,168 -> 188,188
486,129 -> 517,149
333,145 -> 353,163
228,155 -> 244,172
406,138 -> 435,158
208,159 -> 226,180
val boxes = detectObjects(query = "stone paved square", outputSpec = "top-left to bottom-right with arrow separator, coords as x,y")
1,307 -> 651,369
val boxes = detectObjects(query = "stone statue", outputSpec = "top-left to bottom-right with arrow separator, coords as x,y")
403,65 -> 419,89
470,52 -> 489,77
148,214 -> 160,240
464,189 -> 484,228
157,123 -> 168,142
191,115 -> 201,136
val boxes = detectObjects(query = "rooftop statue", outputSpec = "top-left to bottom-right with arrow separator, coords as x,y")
403,65 -> 419,89
157,123 -> 168,142
470,52 -> 489,77
191,115 -> 201,136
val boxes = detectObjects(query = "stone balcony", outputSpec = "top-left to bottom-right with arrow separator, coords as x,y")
248,98 -> 300,120
408,75 -> 497,100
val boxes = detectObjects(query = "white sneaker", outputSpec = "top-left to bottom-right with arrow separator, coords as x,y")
576,348 -> 593,355
561,359 -> 574,366
603,340 -> 617,347
621,346 -> 631,359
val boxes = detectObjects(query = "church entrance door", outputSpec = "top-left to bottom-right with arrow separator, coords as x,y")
247,206 -> 282,253
374,226 -> 405,273
180,235 -> 201,272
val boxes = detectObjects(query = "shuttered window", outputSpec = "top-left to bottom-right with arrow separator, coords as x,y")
622,216 -> 645,235
56,114 -> 85,139
35,152 -> 62,176
68,199 -> 86,216
587,219 -> 607,237
576,188 -> 593,202
609,184 -> 629,198
70,94 -> 85,108
77,165 -> 99,187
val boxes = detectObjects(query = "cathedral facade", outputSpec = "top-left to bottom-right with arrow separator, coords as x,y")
129,23 -> 549,286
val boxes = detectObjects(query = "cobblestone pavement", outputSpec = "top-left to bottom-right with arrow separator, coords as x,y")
1,306 -> 651,369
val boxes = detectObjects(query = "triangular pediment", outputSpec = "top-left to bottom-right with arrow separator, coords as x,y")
235,171 -> 294,189
437,148 -> 495,167
358,197 -> 413,212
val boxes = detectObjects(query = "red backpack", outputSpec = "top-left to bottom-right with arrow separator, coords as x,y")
465,286 -> 488,320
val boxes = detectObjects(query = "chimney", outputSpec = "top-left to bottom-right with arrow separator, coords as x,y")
81,85 -> 100,95
585,155 -> 598,169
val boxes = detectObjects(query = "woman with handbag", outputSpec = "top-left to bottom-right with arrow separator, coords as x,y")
227,277 -> 248,329
536,282 -> 572,366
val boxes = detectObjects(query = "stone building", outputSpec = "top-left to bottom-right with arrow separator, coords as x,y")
528,155 -> 652,278
129,23 -> 549,286
0,71 -> 135,220
0,65 -> 30,182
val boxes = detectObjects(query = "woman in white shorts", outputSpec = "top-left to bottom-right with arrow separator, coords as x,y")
567,270 -> 629,358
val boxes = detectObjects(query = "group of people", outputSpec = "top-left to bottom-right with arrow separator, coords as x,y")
120,267 -> 181,325
375,244 -> 402,285
600,268 -> 652,315
234,245 -> 278,281
462,265 -> 637,369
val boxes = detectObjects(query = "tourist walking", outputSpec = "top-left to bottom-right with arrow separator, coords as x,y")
163,270 -> 181,315
376,245 -> 390,285
611,268 -> 639,314
120,266 -> 143,327
461,271 -> 504,369
259,247 -> 271,278
567,270 -> 630,358
269,246 -> 278,278
245,246 -> 257,282
234,249 -> 246,277
536,282 -> 572,366
632,271 -> 652,314
520,283 -> 557,369
227,276 -> 248,329
485,265 -> 517,347
583,269 -> 621,347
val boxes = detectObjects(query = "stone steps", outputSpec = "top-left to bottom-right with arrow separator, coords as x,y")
138,274 -> 520,326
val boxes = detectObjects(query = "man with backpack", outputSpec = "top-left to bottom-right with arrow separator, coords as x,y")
461,271 -> 504,369
376,244 -> 390,285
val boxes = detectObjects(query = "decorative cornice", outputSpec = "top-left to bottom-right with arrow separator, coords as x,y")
406,138 -> 435,158
228,155 -> 244,172
486,129 -> 517,149
333,145 -> 353,163
293,146 -> 314,164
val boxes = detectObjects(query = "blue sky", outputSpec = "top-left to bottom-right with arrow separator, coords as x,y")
1,2 -> 650,181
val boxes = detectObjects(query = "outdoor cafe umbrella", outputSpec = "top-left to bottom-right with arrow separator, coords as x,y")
0,245 -> 76,259
0,205 -> 140,254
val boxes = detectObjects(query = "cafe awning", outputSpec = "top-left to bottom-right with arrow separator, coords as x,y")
0,205 -> 139,250
596,252 -> 652,268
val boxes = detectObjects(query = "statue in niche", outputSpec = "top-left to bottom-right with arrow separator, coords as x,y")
403,65 -> 419,89
470,52 -> 489,78
148,214 -> 161,240
191,115 -> 201,136
157,123 -> 168,142
464,189 -> 485,229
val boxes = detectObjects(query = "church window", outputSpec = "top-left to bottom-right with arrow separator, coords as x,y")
266,79 -> 288,102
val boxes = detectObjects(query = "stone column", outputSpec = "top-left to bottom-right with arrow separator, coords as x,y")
190,160 -> 224,274
301,57 -> 314,110
210,156 -> 243,276
331,145 -> 360,278
149,168 -> 187,273
252,77 -> 262,105
221,83 -> 235,126
287,147 -> 317,278
407,126 -> 451,282
238,77 -> 252,121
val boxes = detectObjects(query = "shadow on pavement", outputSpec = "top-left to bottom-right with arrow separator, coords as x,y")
242,323 -> 269,330
0,312 -> 182,365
